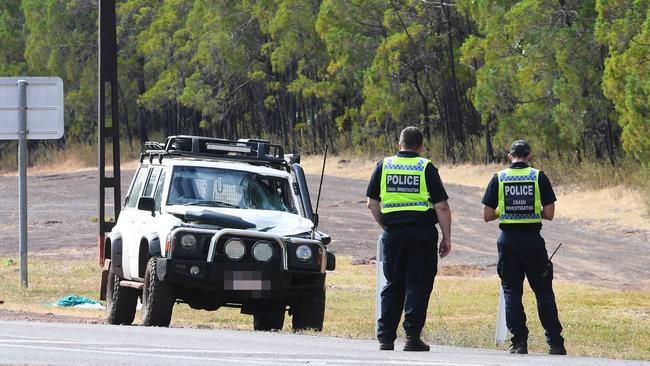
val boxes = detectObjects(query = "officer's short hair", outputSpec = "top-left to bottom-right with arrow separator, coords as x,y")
399,126 -> 423,150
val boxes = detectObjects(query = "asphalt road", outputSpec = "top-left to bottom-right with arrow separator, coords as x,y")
0,320 -> 647,366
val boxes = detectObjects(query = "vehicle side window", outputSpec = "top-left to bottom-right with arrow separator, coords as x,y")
153,170 -> 167,211
126,167 -> 149,208
143,167 -> 161,197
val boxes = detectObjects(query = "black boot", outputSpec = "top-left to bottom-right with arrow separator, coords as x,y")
379,342 -> 394,351
508,341 -> 528,354
403,336 -> 430,352
549,343 -> 566,355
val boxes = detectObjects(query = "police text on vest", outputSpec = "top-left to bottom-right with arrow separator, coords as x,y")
504,185 -> 533,196
504,182 -> 535,214
386,174 -> 420,193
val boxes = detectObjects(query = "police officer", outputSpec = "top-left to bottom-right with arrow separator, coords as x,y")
366,126 -> 452,352
482,140 -> 566,355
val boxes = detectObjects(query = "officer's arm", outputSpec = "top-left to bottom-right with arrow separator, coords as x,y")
542,202 -> 555,220
483,205 -> 498,222
482,175 -> 499,222
434,200 -> 451,258
367,198 -> 385,229
539,172 -> 556,220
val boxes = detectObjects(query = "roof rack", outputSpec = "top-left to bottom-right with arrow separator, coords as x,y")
140,135 -> 289,171
144,141 -> 165,150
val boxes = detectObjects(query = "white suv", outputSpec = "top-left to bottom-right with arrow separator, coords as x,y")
99,136 -> 334,331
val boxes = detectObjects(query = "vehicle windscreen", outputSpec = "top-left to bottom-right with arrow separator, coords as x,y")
167,166 -> 296,213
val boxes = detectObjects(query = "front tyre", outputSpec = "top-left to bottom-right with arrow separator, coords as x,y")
291,288 -> 326,332
142,257 -> 175,327
106,261 -> 138,325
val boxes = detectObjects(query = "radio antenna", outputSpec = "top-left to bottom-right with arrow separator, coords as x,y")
548,243 -> 563,261
313,145 -> 328,230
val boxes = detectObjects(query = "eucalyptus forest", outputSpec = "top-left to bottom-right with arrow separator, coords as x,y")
0,0 -> 648,167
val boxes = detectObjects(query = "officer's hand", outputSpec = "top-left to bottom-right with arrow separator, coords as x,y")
438,237 -> 451,258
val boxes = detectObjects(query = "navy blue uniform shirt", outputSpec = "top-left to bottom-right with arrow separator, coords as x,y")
366,151 -> 448,227
481,162 -> 556,231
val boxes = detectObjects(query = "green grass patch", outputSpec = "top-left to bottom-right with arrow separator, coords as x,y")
1,257 -> 649,360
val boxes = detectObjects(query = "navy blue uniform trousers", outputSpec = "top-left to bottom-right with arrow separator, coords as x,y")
377,225 -> 438,343
497,230 -> 564,345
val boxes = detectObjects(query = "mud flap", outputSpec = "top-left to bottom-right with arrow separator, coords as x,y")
98,234 -> 105,267
99,259 -> 111,301
100,269 -> 109,301
240,304 -> 254,315
326,251 -> 336,271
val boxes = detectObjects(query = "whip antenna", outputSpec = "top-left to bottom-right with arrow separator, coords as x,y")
549,243 -> 563,261
313,145 -> 328,230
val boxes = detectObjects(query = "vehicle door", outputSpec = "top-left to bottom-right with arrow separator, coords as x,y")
151,168 -> 169,256
119,166 -> 150,279
128,166 -> 162,280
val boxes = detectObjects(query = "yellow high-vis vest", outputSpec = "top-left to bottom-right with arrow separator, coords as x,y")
379,156 -> 432,214
497,167 -> 542,224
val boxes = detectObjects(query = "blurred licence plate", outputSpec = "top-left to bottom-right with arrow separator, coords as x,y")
224,271 -> 270,291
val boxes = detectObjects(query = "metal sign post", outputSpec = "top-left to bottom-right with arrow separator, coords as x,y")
0,77 -> 64,288
17,80 -> 28,287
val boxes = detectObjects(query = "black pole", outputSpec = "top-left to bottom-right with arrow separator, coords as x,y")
98,0 -> 121,265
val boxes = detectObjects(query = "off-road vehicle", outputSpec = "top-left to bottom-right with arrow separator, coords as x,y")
98,135 -> 334,331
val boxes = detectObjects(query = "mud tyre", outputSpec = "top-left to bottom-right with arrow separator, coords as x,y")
291,288 -> 326,332
106,261 -> 138,325
253,301 -> 286,331
142,257 -> 175,327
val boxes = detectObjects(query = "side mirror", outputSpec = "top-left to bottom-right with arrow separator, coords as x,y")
137,196 -> 156,215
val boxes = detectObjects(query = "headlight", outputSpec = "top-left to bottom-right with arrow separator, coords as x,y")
179,234 -> 197,251
295,245 -> 313,262
252,241 -> 274,262
224,239 -> 246,260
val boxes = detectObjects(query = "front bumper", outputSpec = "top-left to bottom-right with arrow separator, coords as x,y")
159,228 -> 332,301
156,258 -> 325,299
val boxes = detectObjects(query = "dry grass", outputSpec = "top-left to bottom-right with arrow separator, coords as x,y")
301,154 -> 650,232
1,256 -> 649,360
555,186 -> 650,231
0,142 -> 96,175
300,154 -> 382,181
0,161 -> 141,177
0,141 -> 141,176
2,145 -> 648,231
437,163 -> 499,188
300,155 -> 498,187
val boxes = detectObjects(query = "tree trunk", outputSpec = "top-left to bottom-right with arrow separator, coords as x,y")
137,57 -> 148,144
117,82 -> 133,146
441,0 -> 465,145
485,117 -> 494,163
412,71 -> 430,127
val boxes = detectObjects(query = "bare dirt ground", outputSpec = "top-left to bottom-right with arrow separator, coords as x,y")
0,168 -> 649,294
0,309 -> 103,324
